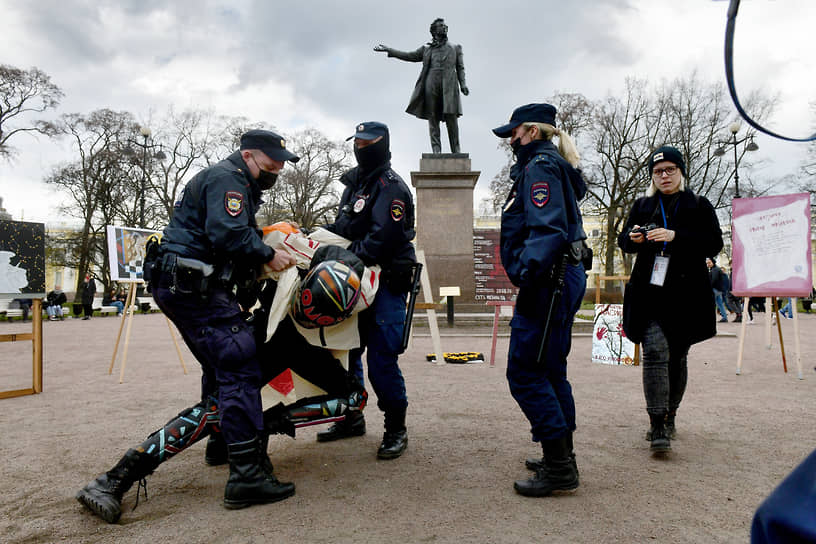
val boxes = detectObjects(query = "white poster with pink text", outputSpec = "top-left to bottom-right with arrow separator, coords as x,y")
731,193 -> 812,297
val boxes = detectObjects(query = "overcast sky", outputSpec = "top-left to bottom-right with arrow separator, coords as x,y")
1,0 -> 814,225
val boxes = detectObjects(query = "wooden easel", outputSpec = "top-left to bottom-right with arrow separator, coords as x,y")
108,281 -> 187,383
0,299 -> 43,399
410,249 -> 444,364
736,296 -> 803,379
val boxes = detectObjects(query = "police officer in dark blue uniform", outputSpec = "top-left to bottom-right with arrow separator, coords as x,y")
77,129 -> 301,522
492,104 -> 588,497
316,121 -> 416,460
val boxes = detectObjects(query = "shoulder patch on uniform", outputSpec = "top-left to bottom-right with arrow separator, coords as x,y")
530,182 -> 550,208
225,191 -> 244,217
390,199 -> 406,221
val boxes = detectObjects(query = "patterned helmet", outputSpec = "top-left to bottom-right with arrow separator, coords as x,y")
291,259 -> 362,328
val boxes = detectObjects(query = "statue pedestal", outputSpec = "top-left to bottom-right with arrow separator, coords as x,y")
410,153 -> 480,304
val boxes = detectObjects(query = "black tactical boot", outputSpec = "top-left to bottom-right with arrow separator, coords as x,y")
649,413 -> 671,453
316,411 -> 366,442
514,434 -> 579,497
526,432 -> 578,480
76,449 -> 158,523
205,431 -> 228,466
377,408 -> 408,460
377,430 -> 408,459
223,438 -> 294,509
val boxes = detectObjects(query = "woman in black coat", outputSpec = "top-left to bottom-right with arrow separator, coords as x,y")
618,146 -> 723,454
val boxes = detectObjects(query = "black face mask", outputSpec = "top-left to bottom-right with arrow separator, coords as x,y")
510,138 -> 523,155
251,154 -> 280,190
354,137 -> 390,173
257,170 -> 278,190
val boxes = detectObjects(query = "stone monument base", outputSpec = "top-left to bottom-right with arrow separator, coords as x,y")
410,153 -> 480,304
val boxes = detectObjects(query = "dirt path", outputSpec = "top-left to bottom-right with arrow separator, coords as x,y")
0,312 -> 814,543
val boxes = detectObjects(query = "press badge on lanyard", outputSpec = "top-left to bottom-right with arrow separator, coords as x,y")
649,197 -> 671,286
650,255 -> 669,286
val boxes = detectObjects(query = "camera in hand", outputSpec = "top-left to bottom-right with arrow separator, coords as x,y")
632,223 -> 658,236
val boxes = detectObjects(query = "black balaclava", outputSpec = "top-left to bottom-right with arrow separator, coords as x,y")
354,133 -> 391,175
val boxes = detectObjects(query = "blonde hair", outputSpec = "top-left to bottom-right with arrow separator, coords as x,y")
645,174 -> 686,197
522,122 -> 581,167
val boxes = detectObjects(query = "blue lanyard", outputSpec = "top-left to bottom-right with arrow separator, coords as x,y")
658,198 -> 668,253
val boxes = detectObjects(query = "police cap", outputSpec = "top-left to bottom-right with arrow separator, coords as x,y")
492,103 -> 557,138
240,129 -> 300,163
346,121 -> 389,141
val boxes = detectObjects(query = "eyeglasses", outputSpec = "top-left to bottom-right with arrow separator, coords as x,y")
652,166 -> 678,177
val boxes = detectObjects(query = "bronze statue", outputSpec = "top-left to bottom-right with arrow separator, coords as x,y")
375,18 -> 469,154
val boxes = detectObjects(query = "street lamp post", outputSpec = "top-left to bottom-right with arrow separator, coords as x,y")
129,126 -> 166,228
139,126 -> 150,228
714,121 -> 759,199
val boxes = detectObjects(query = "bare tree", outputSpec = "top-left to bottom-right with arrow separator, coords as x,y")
0,64 -> 63,160
485,74 -> 776,276
45,109 -> 139,298
146,109 -> 224,223
258,128 -> 352,229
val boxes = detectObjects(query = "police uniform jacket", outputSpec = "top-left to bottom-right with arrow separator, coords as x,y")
618,190 -> 723,347
162,151 -> 274,268
500,139 -> 587,293
387,41 -> 466,120
326,163 -> 416,271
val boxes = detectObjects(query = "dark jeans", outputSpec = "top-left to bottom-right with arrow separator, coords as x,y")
641,320 -> 689,416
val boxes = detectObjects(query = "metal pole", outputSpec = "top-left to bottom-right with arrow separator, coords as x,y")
732,133 -> 741,199
140,134 -> 148,228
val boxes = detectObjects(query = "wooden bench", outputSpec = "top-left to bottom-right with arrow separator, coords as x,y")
135,295 -> 154,313
0,298 -> 24,319
92,298 -> 120,316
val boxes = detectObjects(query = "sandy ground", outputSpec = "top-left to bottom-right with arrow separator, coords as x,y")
1,310 -> 815,544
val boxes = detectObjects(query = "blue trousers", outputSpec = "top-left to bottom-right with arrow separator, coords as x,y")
350,285 -> 408,415
507,264 -> 586,442
714,290 -> 728,320
152,283 -> 263,445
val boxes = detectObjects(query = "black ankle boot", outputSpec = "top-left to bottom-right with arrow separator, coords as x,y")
205,431 -> 228,466
223,438 -> 294,509
377,408 -> 408,459
514,434 -> 579,497
526,431 -> 578,480
649,413 -> 671,453
377,430 -> 408,459
76,448 -> 157,523
316,411 -> 366,442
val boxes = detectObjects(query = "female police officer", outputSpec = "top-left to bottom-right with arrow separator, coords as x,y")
492,103 -> 587,497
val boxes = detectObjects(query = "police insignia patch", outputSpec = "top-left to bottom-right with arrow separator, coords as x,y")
390,199 -> 405,221
225,191 -> 244,216
530,182 -> 549,208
